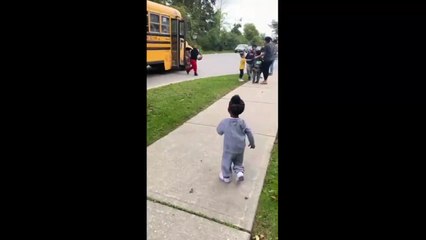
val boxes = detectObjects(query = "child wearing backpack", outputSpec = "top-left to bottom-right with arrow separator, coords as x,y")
245,45 -> 257,81
252,50 -> 263,83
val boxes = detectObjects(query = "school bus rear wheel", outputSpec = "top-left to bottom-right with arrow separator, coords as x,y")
150,63 -> 165,72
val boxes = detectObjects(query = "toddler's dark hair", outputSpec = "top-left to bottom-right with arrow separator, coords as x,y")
228,95 -> 245,116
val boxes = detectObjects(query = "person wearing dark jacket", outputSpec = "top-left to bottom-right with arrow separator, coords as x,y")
258,37 -> 275,84
186,46 -> 201,76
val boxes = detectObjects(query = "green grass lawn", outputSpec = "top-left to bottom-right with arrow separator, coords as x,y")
251,141 -> 279,240
147,74 -> 244,146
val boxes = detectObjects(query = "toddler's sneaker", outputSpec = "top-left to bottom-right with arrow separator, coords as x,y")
219,172 -> 231,183
236,172 -> 244,182
239,78 -> 244,82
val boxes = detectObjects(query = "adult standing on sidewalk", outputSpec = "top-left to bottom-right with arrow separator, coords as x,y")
269,39 -> 278,76
259,37 -> 275,84
186,45 -> 202,76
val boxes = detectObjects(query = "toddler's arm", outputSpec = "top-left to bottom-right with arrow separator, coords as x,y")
245,127 -> 255,148
217,120 -> 225,135
241,120 -> 255,148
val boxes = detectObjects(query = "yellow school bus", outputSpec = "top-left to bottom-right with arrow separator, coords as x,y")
147,1 -> 190,71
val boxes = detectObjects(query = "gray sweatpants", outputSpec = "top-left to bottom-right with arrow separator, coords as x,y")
221,151 -> 245,178
246,64 -> 253,79
269,59 -> 275,74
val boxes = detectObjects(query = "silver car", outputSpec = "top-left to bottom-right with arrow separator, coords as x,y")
234,44 -> 249,53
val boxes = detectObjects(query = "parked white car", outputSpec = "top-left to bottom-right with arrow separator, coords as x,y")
234,44 -> 249,53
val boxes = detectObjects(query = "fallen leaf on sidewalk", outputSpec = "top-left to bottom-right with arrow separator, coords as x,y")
189,188 -> 194,193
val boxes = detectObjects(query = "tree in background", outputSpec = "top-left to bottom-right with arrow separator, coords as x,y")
150,0 -> 216,46
231,23 -> 242,36
197,9 -> 222,51
269,19 -> 278,41
243,23 -> 261,45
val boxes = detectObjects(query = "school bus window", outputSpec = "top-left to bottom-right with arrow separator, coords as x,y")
171,19 -> 177,34
161,16 -> 170,34
180,21 -> 185,35
150,13 -> 160,33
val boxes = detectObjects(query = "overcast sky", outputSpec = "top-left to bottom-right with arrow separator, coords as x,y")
216,0 -> 278,37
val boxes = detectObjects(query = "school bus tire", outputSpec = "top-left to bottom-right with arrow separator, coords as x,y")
158,63 -> 165,72
151,63 -> 165,72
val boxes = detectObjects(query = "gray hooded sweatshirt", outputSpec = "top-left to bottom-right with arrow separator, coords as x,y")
217,118 -> 255,154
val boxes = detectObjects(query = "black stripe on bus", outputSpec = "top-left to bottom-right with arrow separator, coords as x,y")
147,40 -> 171,44
147,61 -> 163,65
147,32 -> 171,37
147,47 -> 171,50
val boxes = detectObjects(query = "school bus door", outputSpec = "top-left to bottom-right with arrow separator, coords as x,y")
171,19 -> 185,69
179,20 -> 186,69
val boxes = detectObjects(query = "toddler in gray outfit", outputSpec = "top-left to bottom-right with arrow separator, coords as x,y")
217,95 -> 255,183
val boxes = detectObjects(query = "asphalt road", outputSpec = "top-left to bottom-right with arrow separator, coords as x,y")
146,53 -> 278,89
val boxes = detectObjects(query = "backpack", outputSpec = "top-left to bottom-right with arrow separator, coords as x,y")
254,59 -> 262,69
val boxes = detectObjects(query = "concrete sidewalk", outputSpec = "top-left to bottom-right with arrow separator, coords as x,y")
147,72 -> 278,239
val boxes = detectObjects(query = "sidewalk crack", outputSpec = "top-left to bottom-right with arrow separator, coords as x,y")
147,196 -> 252,234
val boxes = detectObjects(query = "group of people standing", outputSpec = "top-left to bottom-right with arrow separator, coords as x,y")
239,37 -> 278,84
184,37 -> 278,83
